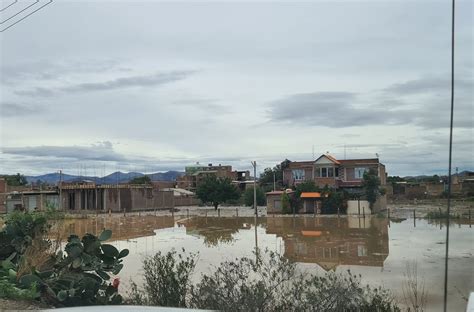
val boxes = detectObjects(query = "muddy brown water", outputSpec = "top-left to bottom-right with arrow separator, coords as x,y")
54,215 -> 473,311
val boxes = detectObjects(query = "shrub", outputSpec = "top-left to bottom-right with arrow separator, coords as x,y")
127,249 -> 197,307
129,249 -> 400,311
243,187 -> 266,207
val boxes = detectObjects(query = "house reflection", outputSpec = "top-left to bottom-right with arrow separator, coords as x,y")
177,217 -> 266,247
54,216 -> 175,241
266,217 -> 389,270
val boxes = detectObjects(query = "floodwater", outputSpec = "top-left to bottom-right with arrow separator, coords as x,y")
56,215 -> 473,311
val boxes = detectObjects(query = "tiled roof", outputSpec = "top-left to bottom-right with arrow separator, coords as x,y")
339,158 -> 380,165
288,161 -> 314,168
300,192 -> 323,198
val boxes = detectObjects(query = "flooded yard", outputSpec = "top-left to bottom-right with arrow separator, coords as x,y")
56,214 -> 473,311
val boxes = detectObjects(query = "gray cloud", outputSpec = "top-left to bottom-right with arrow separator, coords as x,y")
1,59 -> 120,85
268,92 -> 411,128
383,76 -> 473,96
172,98 -> 230,114
1,141 -> 126,162
1,102 -> 44,117
14,71 -> 195,97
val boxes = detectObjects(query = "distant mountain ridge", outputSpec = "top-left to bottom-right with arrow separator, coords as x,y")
25,171 -> 184,184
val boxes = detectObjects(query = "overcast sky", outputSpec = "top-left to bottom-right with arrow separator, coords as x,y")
1,0 -> 473,176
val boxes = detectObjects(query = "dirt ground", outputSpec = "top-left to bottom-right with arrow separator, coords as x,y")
0,298 -> 48,311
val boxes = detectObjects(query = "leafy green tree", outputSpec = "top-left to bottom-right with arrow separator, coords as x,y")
294,181 -> 319,199
243,187 -> 266,207
321,191 -> 347,214
2,173 -> 28,186
281,192 -> 291,214
362,169 -> 382,208
258,159 -> 291,188
196,176 -> 240,210
129,175 -> 152,184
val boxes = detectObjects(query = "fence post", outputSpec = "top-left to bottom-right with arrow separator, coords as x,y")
187,208 -> 189,218
218,208 -> 221,217
236,208 -> 238,217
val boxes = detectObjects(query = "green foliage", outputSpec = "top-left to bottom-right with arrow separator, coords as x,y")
294,180 -> 319,199
1,211 -> 50,261
19,229 -> 128,306
196,176 -> 240,210
321,191 -> 346,214
362,169 -> 382,208
131,249 -> 400,311
1,173 -> 28,186
243,187 -> 266,207
0,213 -> 128,308
129,175 -> 152,185
281,192 -> 292,214
0,279 -> 39,300
258,159 -> 291,188
425,210 -> 460,219
387,176 -> 405,185
127,249 -> 197,307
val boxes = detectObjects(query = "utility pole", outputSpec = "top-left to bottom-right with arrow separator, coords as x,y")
251,161 -> 257,217
273,171 -> 276,191
59,170 -> 62,210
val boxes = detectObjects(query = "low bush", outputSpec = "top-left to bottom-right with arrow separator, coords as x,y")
129,249 -> 400,312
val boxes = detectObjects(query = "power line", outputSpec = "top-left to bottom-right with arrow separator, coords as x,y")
443,0 -> 455,310
1,0 -> 39,24
0,0 -> 52,33
0,0 -> 18,12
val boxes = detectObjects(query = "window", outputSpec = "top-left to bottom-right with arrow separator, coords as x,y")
355,168 -> 367,179
328,167 -> 334,177
318,167 -> 335,178
292,169 -> 305,180
357,245 -> 367,257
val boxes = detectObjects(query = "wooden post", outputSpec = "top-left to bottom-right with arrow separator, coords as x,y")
362,206 -> 365,218
414,209 -> 416,227
468,209 -> 471,228
205,210 -> 207,218
187,208 -> 190,218
218,208 -> 221,217
358,198 -> 361,216
236,208 -> 238,217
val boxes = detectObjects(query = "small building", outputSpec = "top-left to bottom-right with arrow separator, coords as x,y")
300,192 -> 325,214
176,163 -> 250,191
266,190 -> 294,214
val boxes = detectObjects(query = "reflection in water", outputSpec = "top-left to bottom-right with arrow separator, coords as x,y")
177,217 -> 265,247
48,215 -> 471,311
54,216 -> 174,241
267,217 -> 389,270
178,216 -> 389,271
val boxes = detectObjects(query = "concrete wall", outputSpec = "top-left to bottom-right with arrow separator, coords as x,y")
61,187 -> 174,213
347,196 -> 386,215
174,196 -> 200,206
347,200 -> 372,215
267,194 -> 283,214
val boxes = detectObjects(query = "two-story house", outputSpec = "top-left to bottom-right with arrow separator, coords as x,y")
283,154 -> 386,192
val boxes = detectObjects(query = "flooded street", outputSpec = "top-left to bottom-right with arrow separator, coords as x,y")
57,214 -> 473,311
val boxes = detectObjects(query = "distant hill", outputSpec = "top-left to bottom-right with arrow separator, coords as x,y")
25,171 -> 184,185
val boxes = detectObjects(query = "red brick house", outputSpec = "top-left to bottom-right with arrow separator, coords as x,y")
283,154 -> 387,191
